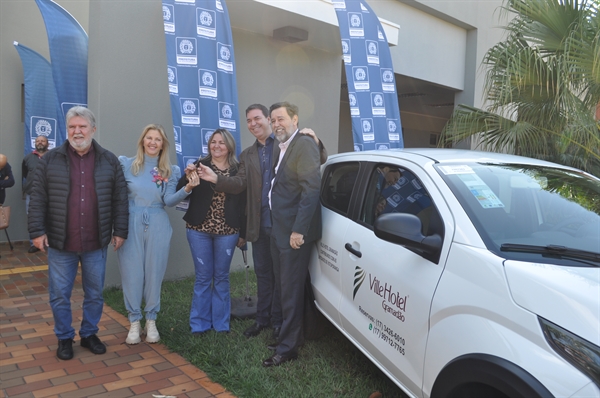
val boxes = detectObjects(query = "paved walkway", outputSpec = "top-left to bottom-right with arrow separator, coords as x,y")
0,241 -> 235,398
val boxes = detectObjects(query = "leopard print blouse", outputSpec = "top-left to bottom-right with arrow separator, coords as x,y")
187,163 -> 238,235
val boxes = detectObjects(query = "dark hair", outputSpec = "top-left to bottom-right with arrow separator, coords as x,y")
269,102 -> 298,119
245,104 -> 268,118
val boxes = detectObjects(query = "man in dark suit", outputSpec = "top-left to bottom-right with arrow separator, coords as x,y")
197,104 -> 326,341
262,102 -> 321,367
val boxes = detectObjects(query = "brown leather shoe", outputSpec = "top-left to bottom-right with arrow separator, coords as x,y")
262,353 -> 297,367
267,343 -> 278,351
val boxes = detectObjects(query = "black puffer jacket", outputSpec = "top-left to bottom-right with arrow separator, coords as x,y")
28,140 -> 129,250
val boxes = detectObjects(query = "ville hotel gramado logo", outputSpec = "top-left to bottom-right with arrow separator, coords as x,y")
353,266 -> 366,299
353,266 -> 408,322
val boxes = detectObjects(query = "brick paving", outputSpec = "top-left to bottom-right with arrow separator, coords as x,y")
0,242 -> 236,398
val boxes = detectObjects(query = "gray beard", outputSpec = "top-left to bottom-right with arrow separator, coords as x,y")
275,131 -> 291,143
69,138 -> 92,152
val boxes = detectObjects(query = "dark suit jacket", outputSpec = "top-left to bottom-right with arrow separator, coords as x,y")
215,135 -> 326,243
270,132 -> 321,248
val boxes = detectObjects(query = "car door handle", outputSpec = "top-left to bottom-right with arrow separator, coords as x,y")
345,243 -> 362,258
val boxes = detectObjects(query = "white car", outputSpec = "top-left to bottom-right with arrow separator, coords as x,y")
310,148 -> 599,398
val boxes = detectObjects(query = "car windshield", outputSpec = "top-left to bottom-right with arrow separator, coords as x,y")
435,162 -> 600,265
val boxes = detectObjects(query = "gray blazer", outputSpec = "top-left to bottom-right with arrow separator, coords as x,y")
215,135 -> 326,242
269,133 -> 322,248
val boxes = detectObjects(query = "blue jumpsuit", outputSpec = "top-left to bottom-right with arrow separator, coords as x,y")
117,155 -> 189,322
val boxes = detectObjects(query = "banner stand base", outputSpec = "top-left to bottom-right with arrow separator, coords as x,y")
231,296 -> 258,319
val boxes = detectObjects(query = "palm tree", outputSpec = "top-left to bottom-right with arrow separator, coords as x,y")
440,0 -> 600,176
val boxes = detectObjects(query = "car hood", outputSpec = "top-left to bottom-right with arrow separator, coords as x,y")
504,260 -> 599,345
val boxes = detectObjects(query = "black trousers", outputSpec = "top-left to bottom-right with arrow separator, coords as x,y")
270,237 -> 311,356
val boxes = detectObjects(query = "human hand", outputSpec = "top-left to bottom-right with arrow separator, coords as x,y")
112,236 -> 125,251
197,163 -> 218,183
299,128 -> 319,145
184,163 -> 197,176
33,234 -> 48,253
185,171 -> 200,192
290,232 -> 304,249
237,237 -> 247,248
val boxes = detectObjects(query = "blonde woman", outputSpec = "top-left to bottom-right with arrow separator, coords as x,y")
118,124 -> 199,344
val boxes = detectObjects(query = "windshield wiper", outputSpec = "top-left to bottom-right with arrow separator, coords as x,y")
500,243 -> 600,265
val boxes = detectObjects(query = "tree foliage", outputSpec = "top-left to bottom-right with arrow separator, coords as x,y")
440,0 -> 600,176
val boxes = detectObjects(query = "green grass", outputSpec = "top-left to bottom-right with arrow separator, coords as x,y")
103,271 -> 405,398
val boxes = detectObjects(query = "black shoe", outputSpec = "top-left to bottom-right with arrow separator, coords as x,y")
267,343 -> 278,351
262,353 -> 297,367
56,339 -> 74,360
80,334 -> 106,355
272,327 -> 281,340
28,245 -> 40,253
243,322 -> 267,338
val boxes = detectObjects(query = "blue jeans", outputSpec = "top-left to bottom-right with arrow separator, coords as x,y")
47,247 -> 107,340
187,229 -> 239,333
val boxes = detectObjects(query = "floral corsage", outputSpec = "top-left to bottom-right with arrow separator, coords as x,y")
151,167 -> 169,188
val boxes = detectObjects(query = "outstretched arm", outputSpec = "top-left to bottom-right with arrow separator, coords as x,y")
198,157 -> 248,194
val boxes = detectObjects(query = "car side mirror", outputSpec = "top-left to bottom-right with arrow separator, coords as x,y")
374,213 -> 442,263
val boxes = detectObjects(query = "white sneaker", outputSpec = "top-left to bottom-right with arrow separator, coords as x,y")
144,320 -> 160,343
126,321 -> 141,344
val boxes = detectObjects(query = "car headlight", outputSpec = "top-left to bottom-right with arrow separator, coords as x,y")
539,317 -> 600,388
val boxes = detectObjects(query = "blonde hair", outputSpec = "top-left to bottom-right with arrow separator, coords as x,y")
131,124 -> 172,179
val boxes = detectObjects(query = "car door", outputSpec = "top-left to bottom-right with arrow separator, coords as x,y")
337,159 -> 452,395
310,161 -> 362,326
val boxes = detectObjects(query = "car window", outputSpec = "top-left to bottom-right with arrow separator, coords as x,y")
436,162 -> 600,262
361,163 -> 441,236
321,162 -> 360,216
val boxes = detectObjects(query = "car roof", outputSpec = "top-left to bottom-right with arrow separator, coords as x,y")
328,148 -> 574,170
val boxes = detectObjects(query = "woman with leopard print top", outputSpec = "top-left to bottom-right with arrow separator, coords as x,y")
177,128 -> 246,334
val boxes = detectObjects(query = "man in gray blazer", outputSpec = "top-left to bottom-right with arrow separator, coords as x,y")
197,104 -> 326,342
263,101 -> 321,367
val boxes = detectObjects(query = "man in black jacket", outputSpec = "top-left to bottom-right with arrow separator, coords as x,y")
22,135 -> 49,252
28,106 -> 129,360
